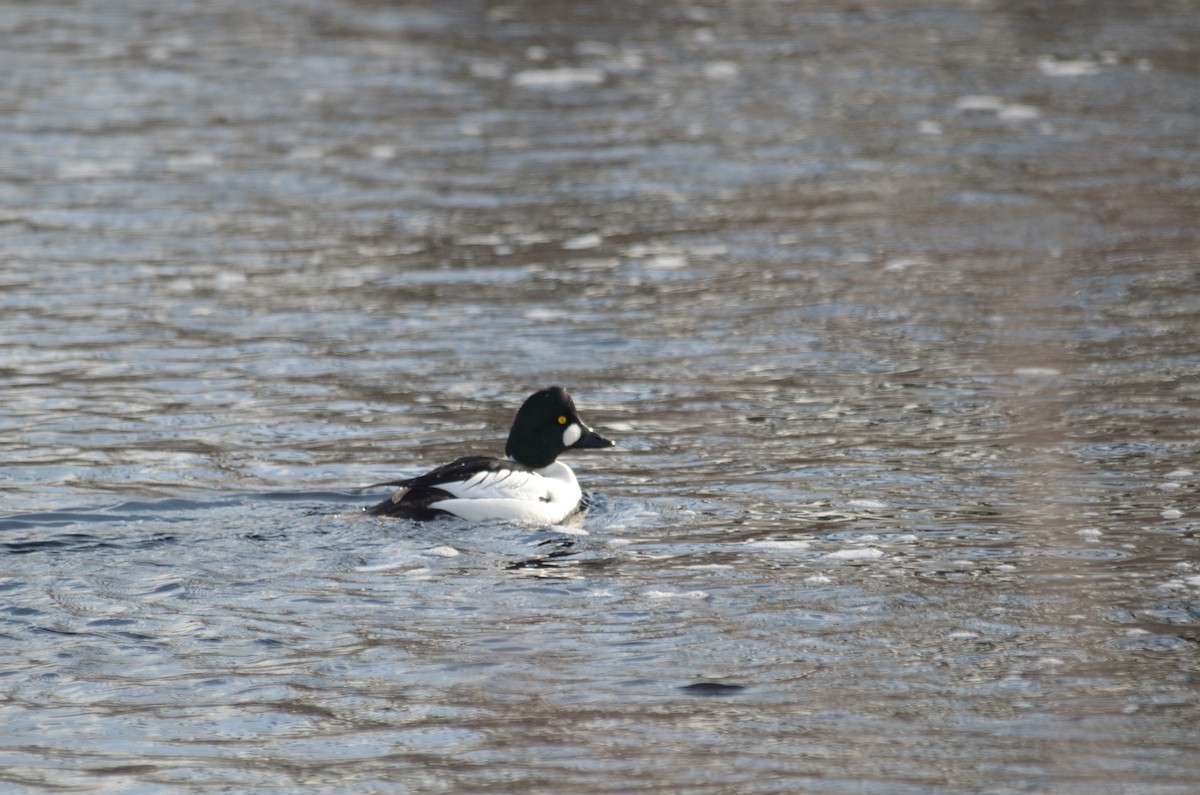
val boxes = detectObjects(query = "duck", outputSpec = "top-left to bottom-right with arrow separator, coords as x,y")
366,386 -> 614,523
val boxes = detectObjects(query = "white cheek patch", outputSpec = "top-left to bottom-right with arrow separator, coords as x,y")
562,423 -> 583,447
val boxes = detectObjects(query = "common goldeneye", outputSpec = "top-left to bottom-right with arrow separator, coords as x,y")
366,387 -> 614,523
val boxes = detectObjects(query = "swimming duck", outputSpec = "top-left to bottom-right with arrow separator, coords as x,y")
366,387 -> 613,523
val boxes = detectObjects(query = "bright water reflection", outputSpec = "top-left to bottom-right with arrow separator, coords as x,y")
2,1 -> 1199,793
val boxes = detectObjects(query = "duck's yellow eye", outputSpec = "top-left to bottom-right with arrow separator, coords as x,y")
557,415 -> 568,425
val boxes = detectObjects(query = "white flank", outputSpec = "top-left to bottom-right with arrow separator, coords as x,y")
437,461 -> 583,524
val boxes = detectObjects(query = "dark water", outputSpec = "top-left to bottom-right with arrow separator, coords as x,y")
2,1 -> 1199,792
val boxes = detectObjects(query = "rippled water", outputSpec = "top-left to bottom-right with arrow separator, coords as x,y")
2,1 -> 1199,792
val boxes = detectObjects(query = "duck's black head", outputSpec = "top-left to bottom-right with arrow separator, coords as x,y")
505,386 -> 614,469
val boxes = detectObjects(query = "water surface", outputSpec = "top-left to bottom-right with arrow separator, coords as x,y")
2,1 -> 1198,793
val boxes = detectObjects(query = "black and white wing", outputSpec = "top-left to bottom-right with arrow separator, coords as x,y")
366,457 -> 541,519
